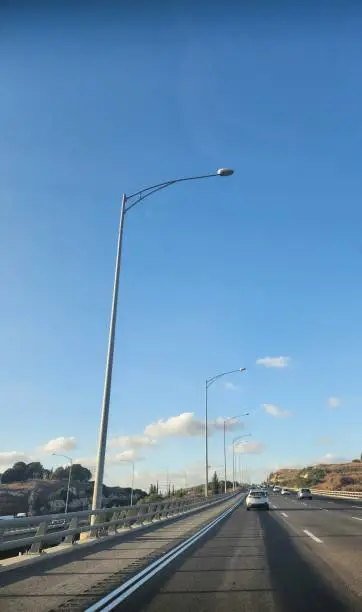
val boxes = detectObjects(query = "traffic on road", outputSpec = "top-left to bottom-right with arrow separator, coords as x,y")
1,489 -> 362,611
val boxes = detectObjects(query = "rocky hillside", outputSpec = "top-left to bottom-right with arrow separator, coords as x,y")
269,461 -> 362,492
0,480 -> 84,516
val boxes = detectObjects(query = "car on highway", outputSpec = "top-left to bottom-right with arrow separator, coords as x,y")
297,487 -> 312,500
272,486 -> 281,493
281,488 -> 291,495
246,489 -> 270,511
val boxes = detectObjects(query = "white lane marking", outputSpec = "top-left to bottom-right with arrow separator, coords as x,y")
352,505 -> 362,509
303,529 -> 323,544
351,516 -> 362,521
324,509 -> 329,512
271,504 -> 278,509
281,512 -> 288,518
301,502 -> 307,506
85,497 -> 242,611
328,501 -> 333,504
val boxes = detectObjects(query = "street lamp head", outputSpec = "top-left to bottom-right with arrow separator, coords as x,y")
239,367 -> 246,372
216,168 -> 234,177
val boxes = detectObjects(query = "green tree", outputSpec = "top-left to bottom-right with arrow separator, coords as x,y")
67,464 -> 92,482
26,462 -> 44,480
137,493 -> 163,504
2,461 -> 28,483
211,471 -> 220,495
52,466 -> 67,480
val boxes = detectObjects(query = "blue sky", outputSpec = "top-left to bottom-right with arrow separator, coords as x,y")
1,2 -> 362,489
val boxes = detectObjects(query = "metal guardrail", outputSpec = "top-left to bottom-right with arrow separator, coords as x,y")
310,489 -> 362,499
0,492 -> 237,557
285,487 -> 362,500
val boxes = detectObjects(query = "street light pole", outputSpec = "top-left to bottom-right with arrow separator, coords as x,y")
205,368 -> 246,497
52,453 -> 72,514
91,169 -> 234,521
223,412 -> 249,493
232,434 -> 251,491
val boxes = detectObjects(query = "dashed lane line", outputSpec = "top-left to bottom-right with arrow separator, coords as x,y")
303,529 -> 323,544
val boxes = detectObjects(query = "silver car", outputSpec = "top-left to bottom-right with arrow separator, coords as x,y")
246,490 -> 269,511
297,488 -> 312,500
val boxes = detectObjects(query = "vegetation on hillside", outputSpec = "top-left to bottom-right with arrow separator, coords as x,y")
0,460 -> 92,484
269,459 -> 362,491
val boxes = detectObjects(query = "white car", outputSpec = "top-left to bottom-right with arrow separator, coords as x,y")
246,489 -> 269,511
273,486 -> 281,493
297,488 -> 312,500
281,488 -> 291,495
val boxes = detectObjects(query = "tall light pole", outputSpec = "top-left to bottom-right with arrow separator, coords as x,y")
119,460 -> 135,506
232,434 -> 251,491
223,412 -> 249,493
205,368 -> 246,497
91,168 -> 234,520
52,453 -> 72,514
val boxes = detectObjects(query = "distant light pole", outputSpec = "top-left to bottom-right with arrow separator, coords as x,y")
232,434 -> 251,491
205,368 -> 246,497
52,453 -> 73,513
91,168 -> 234,521
119,460 -> 135,506
223,412 -> 249,493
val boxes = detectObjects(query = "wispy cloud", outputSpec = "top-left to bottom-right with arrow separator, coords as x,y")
318,452 -> 349,464
108,435 -> 157,449
263,403 -> 291,418
234,441 -> 265,454
42,436 -> 77,453
256,356 -> 290,368
0,451 -> 30,467
223,381 -> 237,391
115,450 -> 144,462
327,396 -> 341,409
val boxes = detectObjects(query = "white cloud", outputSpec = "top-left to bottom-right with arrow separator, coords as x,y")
256,356 -> 290,368
144,412 -> 243,439
0,451 -> 30,467
144,412 -> 202,438
42,436 -> 77,453
108,435 -> 157,449
115,450 -> 144,462
327,396 -> 341,408
73,457 -> 97,470
234,441 -> 265,454
223,381 -> 237,391
263,403 -> 291,418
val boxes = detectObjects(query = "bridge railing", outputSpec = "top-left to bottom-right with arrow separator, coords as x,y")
0,491 -> 238,557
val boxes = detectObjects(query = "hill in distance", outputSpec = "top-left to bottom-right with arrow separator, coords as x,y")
269,460 -> 362,491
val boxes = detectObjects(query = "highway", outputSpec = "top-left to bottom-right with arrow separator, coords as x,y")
108,493 -> 362,612
1,493 -> 362,611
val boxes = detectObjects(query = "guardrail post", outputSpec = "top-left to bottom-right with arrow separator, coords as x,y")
64,517 -> 78,544
134,504 -> 150,526
107,510 -> 120,535
29,521 -> 47,554
151,502 -> 163,522
161,502 -> 172,519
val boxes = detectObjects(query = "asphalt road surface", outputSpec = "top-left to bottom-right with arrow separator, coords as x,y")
114,494 -> 362,612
